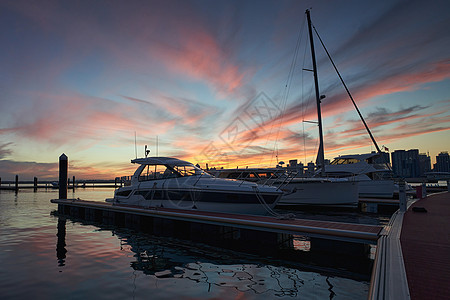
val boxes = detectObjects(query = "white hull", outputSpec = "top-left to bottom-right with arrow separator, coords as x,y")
276,180 -> 359,206
113,185 -> 280,215
358,180 -> 395,198
112,164 -> 282,216
116,197 -> 275,215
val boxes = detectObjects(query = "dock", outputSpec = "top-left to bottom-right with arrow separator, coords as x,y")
51,198 -> 382,244
369,191 -> 450,299
401,192 -> 450,299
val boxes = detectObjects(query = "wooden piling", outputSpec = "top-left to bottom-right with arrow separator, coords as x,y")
15,175 -> 18,191
59,154 -> 68,199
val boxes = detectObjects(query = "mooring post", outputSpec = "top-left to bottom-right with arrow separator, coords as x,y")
399,180 -> 406,212
34,177 -> 38,191
73,176 -> 76,190
0,177 -> 2,186
15,175 -> 19,191
59,154 -> 68,199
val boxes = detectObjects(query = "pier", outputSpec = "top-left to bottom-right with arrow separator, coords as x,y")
51,198 -> 382,245
369,191 -> 450,299
0,178 -> 121,191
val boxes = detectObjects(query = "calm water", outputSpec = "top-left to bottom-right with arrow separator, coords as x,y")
0,188 -> 373,299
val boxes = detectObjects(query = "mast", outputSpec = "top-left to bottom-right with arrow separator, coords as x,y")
306,9 -> 325,176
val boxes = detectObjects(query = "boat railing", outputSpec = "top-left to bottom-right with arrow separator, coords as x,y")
193,173 -> 204,186
268,171 -> 299,190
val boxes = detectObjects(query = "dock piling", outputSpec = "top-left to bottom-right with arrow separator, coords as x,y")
399,181 -> 406,212
59,154 -> 68,199
15,175 -> 18,191
34,177 -> 38,191
421,182 -> 427,198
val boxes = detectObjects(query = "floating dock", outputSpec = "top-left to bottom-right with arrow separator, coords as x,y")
51,198 -> 382,244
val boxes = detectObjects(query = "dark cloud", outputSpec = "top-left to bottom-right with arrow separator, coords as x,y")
0,142 -> 13,159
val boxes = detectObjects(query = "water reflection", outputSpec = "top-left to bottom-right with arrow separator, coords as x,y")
292,236 -> 311,252
56,217 -> 67,267
123,232 -> 307,297
110,228 -> 339,298
53,214 -> 370,299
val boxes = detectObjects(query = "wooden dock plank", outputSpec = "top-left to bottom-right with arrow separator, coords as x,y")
400,192 -> 450,300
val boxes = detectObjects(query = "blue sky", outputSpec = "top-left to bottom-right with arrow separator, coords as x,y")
0,0 -> 449,180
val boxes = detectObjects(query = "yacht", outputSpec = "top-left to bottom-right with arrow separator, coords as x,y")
212,168 -> 358,207
107,157 -> 282,215
323,153 -> 395,198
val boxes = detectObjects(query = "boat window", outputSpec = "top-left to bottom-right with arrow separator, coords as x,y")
226,172 -> 243,179
225,171 -> 251,179
258,172 -> 279,178
138,164 -> 179,181
330,158 -> 360,165
170,165 -> 208,177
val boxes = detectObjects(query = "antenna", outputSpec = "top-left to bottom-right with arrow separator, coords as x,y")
134,131 -> 137,159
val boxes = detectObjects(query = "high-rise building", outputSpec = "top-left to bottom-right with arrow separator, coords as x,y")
391,149 -> 421,178
418,153 -> 431,175
434,152 -> 450,172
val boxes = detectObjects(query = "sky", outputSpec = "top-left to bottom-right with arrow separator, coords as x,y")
0,0 -> 449,180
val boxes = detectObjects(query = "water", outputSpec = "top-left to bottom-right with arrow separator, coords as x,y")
0,189 -> 374,299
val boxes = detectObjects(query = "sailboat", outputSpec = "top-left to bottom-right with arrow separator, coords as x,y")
304,10 -> 400,199
213,10 -> 359,207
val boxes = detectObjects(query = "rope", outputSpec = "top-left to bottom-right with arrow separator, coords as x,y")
311,23 -> 391,171
267,17 -> 307,167
252,186 -> 295,219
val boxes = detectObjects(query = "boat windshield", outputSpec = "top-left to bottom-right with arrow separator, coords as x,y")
138,164 -> 209,181
171,165 -> 207,177
330,158 -> 360,165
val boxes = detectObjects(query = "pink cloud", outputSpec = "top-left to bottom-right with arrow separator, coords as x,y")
151,29 -> 247,97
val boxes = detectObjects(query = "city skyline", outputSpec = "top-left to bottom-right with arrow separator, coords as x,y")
1,0 -> 449,180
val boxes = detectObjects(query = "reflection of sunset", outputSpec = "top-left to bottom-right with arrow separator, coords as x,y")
292,236 -> 311,252
0,1 -> 449,180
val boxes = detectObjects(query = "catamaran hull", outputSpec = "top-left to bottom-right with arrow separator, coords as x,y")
357,180 -> 395,198
276,180 -> 359,206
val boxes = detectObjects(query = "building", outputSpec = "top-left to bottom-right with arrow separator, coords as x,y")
287,159 -> 304,175
391,149 -> 421,178
418,153 -> 432,175
372,151 -> 390,164
434,152 -> 450,172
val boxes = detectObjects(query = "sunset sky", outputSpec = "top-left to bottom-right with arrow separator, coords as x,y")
1,0 -> 449,180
